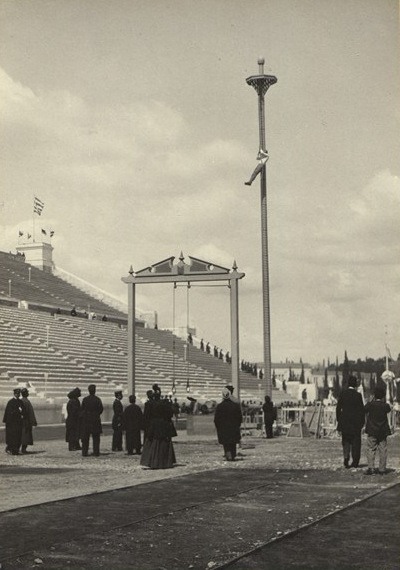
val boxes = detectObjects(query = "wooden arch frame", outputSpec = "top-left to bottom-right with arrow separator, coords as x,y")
121,253 -> 245,399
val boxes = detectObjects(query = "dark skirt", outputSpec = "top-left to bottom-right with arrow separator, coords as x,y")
140,438 -> 176,469
21,425 -> 33,446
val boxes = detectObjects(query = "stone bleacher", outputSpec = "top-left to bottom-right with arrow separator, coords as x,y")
0,250 -> 284,405
0,251 -> 127,320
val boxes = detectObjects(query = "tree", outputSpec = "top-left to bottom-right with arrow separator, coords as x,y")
342,350 -> 350,386
299,362 -> 305,384
323,367 -> 329,391
332,369 -> 340,399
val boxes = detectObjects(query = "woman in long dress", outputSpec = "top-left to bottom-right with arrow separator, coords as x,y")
65,388 -> 82,451
141,390 -> 176,469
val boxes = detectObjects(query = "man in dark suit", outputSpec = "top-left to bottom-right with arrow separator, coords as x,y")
336,376 -> 365,468
214,387 -> 242,461
81,384 -> 103,457
111,390 -> 124,451
123,395 -> 143,455
3,388 -> 25,455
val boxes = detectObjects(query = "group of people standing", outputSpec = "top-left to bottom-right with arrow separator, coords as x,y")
336,375 -> 393,474
4,375 -> 393,475
3,388 -> 37,455
65,383 -> 177,469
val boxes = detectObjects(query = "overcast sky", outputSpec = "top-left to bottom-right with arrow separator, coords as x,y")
1,0 -> 399,365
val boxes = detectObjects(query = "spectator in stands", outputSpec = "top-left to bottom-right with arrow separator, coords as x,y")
219,349 -> 224,360
56,308 -> 61,315
200,338 -> 204,351
214,346 -> 218,358
3,388 -> 24,455
20,388 -> 37,453
65,388 -> 82,451
102,315 -> 107,322
365,386 -> 392,475
140,387 -> 177,469
112,390 -> 124,452
123,395 -> 143,455
336,376 -> 365,468
81,384 -> 103,457
262,395 -> 276,439
206,342 -> 210,354
70,306 -> 77,316
187,332 -> 193,345
225,351 -> 230,364
214,387 -> 242,461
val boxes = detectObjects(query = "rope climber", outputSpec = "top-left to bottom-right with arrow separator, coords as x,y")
244,149 -> 269,186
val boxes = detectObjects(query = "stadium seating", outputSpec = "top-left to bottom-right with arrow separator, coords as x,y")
0,251 -> 280,405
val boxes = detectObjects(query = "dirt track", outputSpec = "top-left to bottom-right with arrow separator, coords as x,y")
1,433 -> 399,569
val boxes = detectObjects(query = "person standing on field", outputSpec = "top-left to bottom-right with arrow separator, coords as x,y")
364,386 -> 392,475
20,388 -> 37,454
336,375 -> 365,468
81,384 -> 103,457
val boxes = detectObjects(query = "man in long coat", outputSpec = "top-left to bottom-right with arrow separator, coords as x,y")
3,388 -> 25,455
65,387 -> 82,451
21,388 -> 38,453
336,375 -> 365,468
123,395 -> 143,455
112,390 -> 124,452
81,384 -> 103,457
262,395 -> 276,439
214,387 -> 242,461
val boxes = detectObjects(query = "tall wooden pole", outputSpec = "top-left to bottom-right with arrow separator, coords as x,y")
246,58 -> 277,398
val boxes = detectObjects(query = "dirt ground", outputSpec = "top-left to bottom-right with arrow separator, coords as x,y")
0,432 -> 399,569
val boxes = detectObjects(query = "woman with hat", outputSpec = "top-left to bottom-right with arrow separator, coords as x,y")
65,388 -> 82,451
141,387 -> 177,469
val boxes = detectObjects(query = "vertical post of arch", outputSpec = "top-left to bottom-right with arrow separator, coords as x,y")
127,281 -> 136,396
230,274 -> 240,401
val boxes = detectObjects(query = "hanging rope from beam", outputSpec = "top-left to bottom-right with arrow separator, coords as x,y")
186,282 -> 191,393
171,283 -> 176,395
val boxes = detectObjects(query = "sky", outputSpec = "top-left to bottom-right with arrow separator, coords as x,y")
0,0 -> 399,365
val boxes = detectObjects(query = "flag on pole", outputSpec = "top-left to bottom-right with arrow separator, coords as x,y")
41,229 -> 47,235
18,230 -> 23,237
50,230 -> 55,237
34,196 -> 45,216
27,233 -> 32,239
